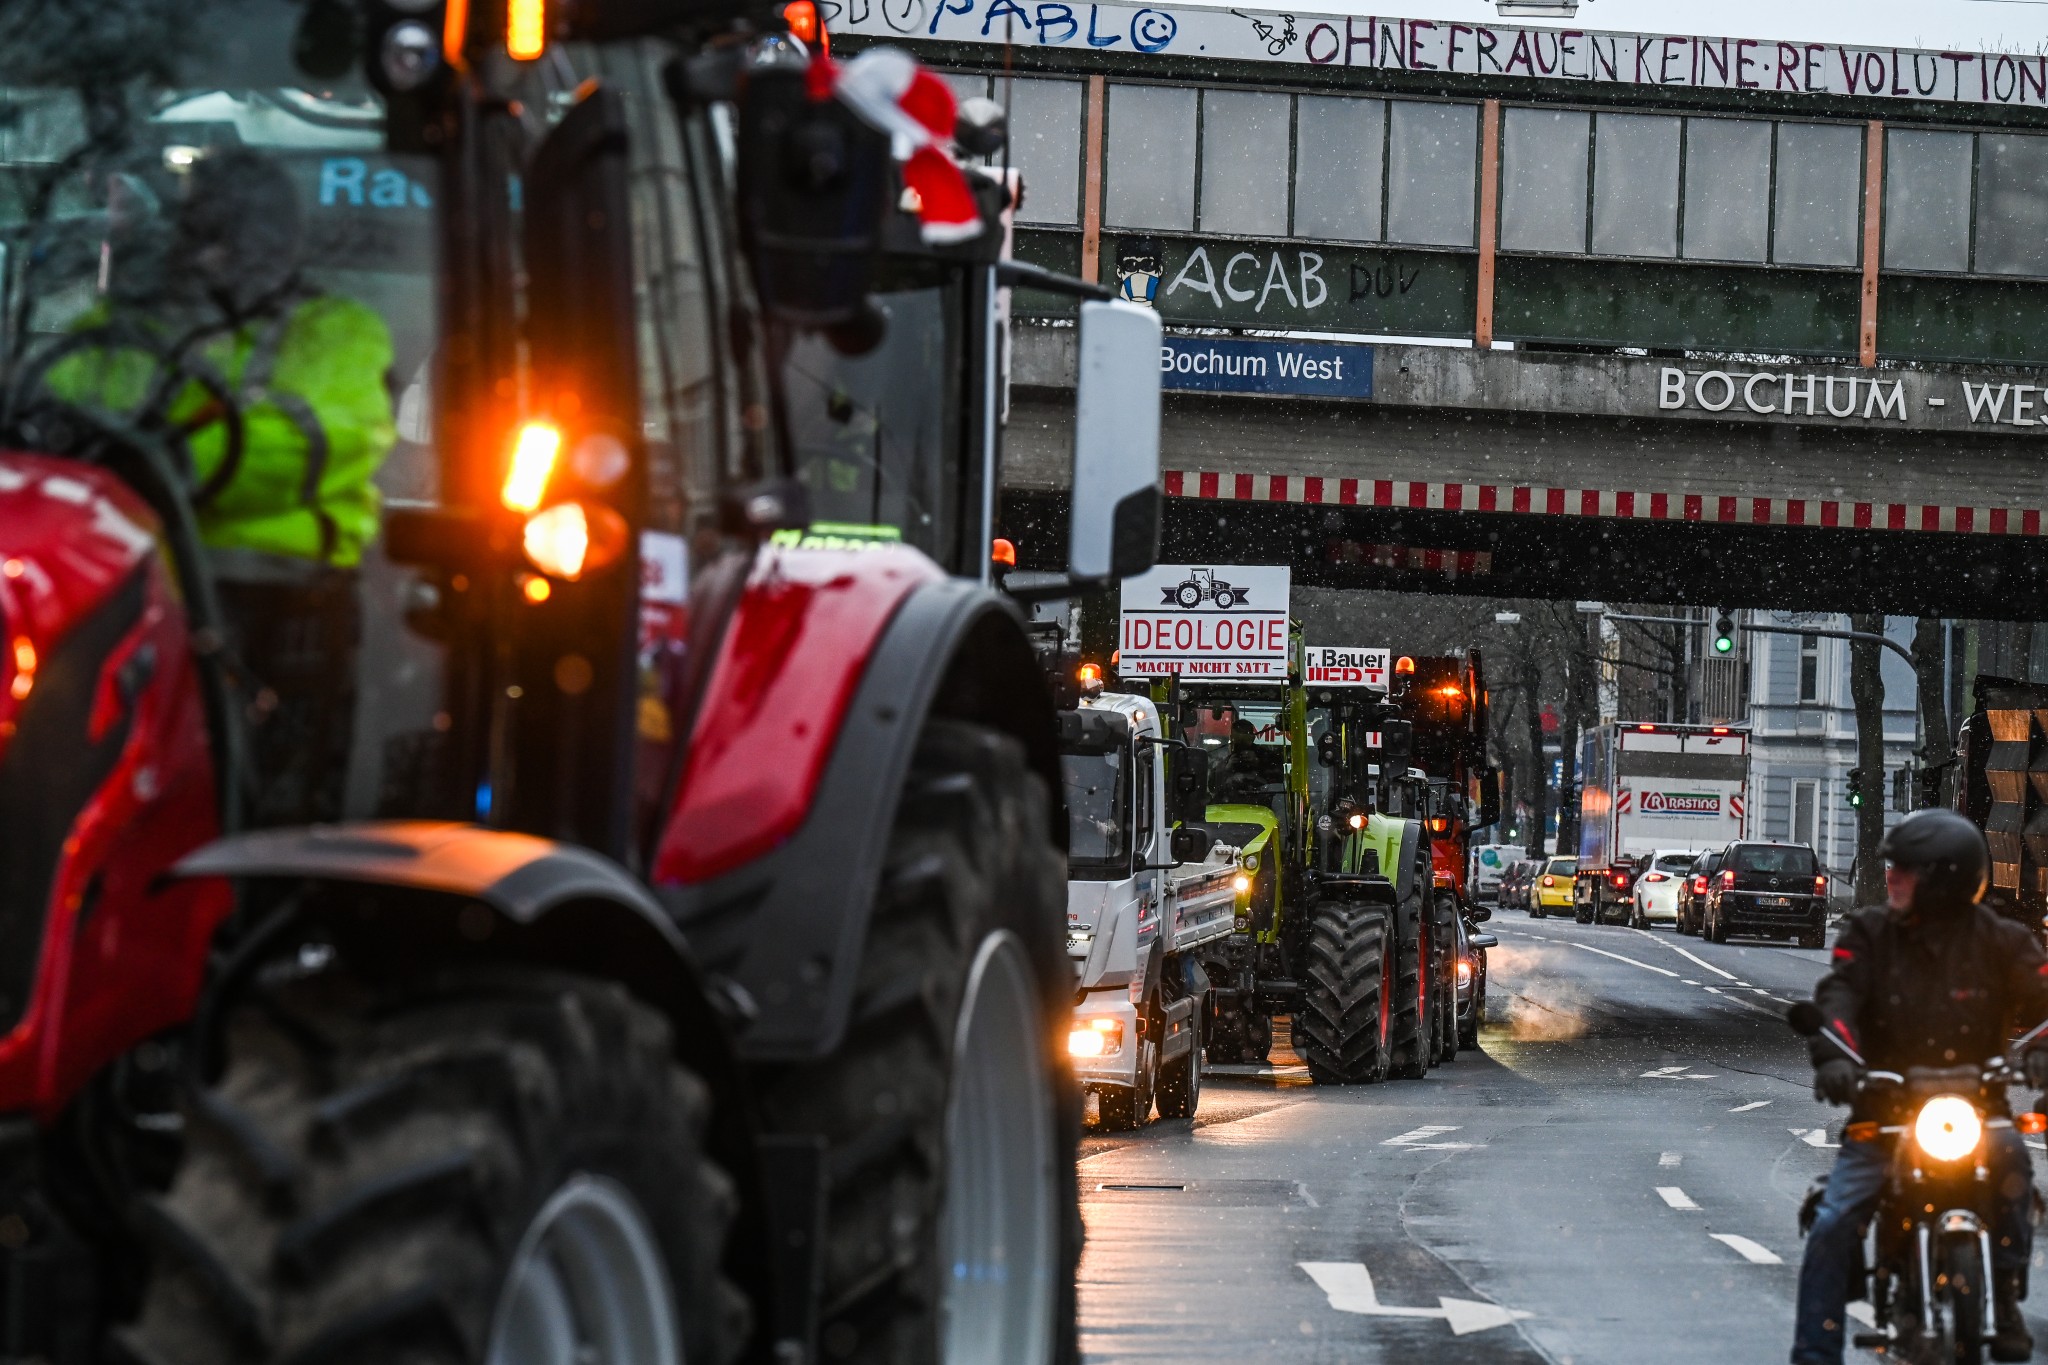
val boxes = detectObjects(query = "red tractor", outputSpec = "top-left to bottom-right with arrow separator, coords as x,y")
0,2 -> 1160,1362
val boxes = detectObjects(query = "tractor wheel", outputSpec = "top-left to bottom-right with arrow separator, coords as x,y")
1246,1013 -> 1272,1065
1389,889 -> 1434,1080
1296,898 -> 1392,1086
1211,589 -> 1237,609
1175,583 -> 1202,608
751,719 -> 1079,1365
123,967 -> 747,1365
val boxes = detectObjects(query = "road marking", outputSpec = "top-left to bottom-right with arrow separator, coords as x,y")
1703,985 -> 1783,1018
1637,932 -> 1742,980
1660,1151 -> 1683,1166
1791,1127 -> 1838,1149
1683,978 -> 1701,985
1295,1182 -> 1320,1208
1384,1125 -> 1477,1150
1657,1186 -> 1700,1210
1563,940 -> 1682,977
1848,1301 -> 1877,1328
1730,1101 -> 1773,1112
1710,1233 -> 1783,1265
1642,1066 -> 1689,1077
1298,1262 -> 1532,1336
1641,1065 -> 1717,1080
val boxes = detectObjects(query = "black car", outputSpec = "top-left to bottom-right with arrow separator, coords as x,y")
1674,849 -> 1723,937
1497,858 -> 1538,911
1703,841 -> 1827,947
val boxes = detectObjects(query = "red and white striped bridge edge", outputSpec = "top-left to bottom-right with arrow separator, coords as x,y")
1161,472 -> 2047,537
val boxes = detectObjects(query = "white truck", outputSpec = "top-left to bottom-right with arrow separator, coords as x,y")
1060,690 -> 1243,1129
1574,723 -> 1750,925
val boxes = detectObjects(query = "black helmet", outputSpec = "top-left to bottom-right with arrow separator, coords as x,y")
1878,808 -> 1988,915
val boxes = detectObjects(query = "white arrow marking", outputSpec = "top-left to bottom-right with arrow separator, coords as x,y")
1298,1262 -> 1532,1336
1730,1100 -> 1773,1113
1710,1233 -> 1783,1265
1657,1186 -> 1700,1210
1641,1065 -> 1718,1080
1791,1127 -> 1837,1149
1642,1065 -> 1688,1077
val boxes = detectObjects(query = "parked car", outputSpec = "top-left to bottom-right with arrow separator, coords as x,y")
1531,856 -> 1578,918
1629,849 -> 1705,929
1675,848 -> 1725,937
1703,841 -> 1828,947
1454,906 -> 1496,1050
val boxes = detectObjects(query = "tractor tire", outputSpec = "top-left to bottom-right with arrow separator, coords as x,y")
1154,1012 -> 1201,1120
1389,889 -> 1434,1081
1175,583 -> 1202,608
750,719 -> 1080,1365
1296,897 -> 1393,1086
122,967 -> 747,1365
1246,1013 -> 1272,1065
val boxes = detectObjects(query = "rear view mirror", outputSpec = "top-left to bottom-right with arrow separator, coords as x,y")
1068,300 -> 1161,582
1169,746 -> 1210,825
1475,768 -> 1501,829
1170,824 -> 1211,865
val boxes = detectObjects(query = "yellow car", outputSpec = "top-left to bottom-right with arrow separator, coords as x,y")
1531,856 -> 1578,917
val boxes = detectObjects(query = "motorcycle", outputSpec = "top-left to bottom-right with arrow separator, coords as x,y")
1788,1001 -> 2048,1364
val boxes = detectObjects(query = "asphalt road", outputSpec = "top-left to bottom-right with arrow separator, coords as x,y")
1074,914 -> 2048,1363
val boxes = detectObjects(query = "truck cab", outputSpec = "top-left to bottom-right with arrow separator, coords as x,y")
1062,690 -> 1240,1128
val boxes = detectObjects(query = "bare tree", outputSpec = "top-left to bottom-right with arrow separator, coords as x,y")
1850,613 -> 1887,904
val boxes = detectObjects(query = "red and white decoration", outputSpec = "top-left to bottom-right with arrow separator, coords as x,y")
828,48 -> 982,244
1163,471 -> 2046,537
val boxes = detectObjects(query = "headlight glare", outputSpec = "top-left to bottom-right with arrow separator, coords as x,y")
1913,1094 -> 1983,1163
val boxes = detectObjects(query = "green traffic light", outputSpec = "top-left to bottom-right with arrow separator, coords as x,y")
1713,636 -> 1733,654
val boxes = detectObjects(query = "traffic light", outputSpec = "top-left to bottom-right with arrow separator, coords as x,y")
1916,765 -> 1945,809
1892,766 -> 1912,812
1846,767 -> 1865,808
1712,611 -> 1736,655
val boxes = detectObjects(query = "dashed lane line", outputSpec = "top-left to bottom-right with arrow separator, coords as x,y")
1657,1186 -> 1700,1210
1659,1152 -> 1683,1166
1561,940 -> 1683,978
1710,1233 -> 1784,1265
1730,1101 -> 1773,1112
1634,930 -> 1742,980
1703,985 -> 1785,1018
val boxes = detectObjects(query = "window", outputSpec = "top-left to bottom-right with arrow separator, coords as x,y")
1133,746 -> 1157,862
1293,96 -> 1384,241
1105,84 -> 1197,231
1884,129 -> 1973,272
1682,117 -> 1771,263
1773,122 -> 1862,267
1974,132 -> 2048,277
1797,633 -> 1821,703
1500,107 -> 1589,253
1592,113 -> 1680,257
1731,844 -> 1818,875
1386,100 -> 1478,248
1199,89 -> 1291,237
1793,781 -> 1818,849
1006,78 -> 1084,226
1062,750 -> 1128,870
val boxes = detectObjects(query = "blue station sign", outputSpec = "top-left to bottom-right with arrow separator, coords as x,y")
1159,337 -> 1374,399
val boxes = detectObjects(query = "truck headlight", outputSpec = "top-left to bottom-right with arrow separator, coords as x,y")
1233,875 -> 1251,894
1913,1094 -> 1983,1163
1069,1019 -> 1123,1057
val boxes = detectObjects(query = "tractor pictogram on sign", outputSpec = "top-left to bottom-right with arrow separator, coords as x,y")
1164,566 -> 1248,609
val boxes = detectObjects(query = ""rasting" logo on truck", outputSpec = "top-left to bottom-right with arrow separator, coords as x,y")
1640,791 -> 1722,815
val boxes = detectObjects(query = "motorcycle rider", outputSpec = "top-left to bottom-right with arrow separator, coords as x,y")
1793,808 -> 2048,1365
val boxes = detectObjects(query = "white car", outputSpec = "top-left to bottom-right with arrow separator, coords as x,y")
1630,849 -> 1707,928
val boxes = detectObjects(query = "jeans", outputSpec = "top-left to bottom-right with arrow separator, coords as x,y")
1792,1129 -> 2035,1364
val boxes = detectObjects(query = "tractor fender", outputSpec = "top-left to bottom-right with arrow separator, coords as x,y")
173,822 -> 739,1083
660,573 -> 1062,1064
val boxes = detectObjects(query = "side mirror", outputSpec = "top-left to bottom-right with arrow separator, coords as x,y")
1068,299 -> 1162,582
1475,768 -> 1501,829
1170,824 -> 1211,865
1169,746 -> 1210,825
1467,905 -> 1492,923
1379,720 -> 1415,773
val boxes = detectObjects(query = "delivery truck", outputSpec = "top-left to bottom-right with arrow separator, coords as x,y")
1575,724 -> 1750,925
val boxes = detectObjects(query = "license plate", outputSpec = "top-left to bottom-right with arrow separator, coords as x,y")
1760,896 -> 1791,908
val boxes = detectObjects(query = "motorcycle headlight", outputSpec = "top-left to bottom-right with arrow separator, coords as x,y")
1913,1094 -> 1983,1163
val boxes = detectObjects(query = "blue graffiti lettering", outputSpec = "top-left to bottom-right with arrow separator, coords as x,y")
1036,2 -> 1076,43
982,0 -> 1031,35
928,0 -> 972,36
1086,3 -> 1120,45
1131,7 -> 1176,52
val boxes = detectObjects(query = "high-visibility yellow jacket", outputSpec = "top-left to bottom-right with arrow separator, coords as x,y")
44,293 -> 397,567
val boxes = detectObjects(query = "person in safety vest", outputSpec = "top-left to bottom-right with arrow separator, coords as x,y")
46,146 -> 397,827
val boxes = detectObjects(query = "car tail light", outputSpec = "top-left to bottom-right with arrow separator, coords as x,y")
1542,875 -> 1554,887
1644,872 -> 1669,883
1691,875 -> 1706,893
1720,869 -> 1735,889
1611,871 -> 1628,888
1814,875 -> 1827,895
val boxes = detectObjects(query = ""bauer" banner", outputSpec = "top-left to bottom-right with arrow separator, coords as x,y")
1304,645 -> 1388,688
1119,564 -> 1290,677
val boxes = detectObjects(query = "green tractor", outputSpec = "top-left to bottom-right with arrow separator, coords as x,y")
1161,651 -> 1448,1083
